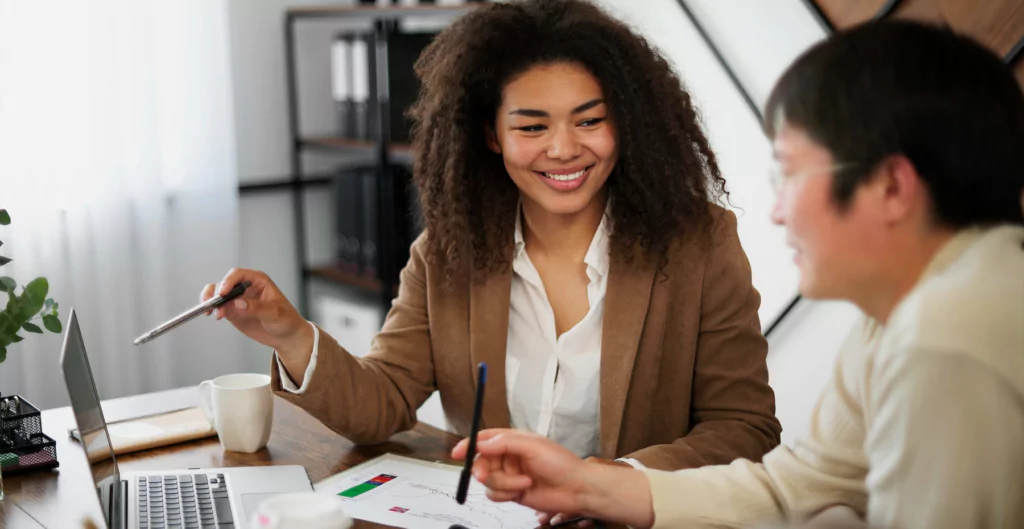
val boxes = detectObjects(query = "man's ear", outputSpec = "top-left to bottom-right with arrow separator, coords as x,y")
484,122 -> 501,154
874,154 -> 924,225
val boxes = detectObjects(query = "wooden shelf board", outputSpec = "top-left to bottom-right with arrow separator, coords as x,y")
307,265 -> 383,293
306,265 -> 399,296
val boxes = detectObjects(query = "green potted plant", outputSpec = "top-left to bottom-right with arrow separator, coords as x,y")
0,208 -> 62,499
0,209 -> 62,359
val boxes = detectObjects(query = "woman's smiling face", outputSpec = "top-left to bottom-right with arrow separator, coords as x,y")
487,61 -> 618,216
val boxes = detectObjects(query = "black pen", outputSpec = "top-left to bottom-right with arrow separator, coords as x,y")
456,361 -> 487,504
133,281 -> 252,345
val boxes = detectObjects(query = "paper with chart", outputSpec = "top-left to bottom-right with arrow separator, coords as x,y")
315,453 -> 539,529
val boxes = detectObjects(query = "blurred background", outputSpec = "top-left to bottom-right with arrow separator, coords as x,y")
1,0 -> 1020,447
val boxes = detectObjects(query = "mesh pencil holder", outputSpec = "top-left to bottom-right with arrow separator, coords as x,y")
0,395 -> 59,474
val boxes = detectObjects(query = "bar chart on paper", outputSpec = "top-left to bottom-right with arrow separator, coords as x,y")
316,454 -> 539,529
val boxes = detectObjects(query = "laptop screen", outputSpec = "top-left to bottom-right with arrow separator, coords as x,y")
59,309 -> 120,521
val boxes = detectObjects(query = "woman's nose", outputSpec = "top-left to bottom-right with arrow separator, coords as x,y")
546,126 -> 581,160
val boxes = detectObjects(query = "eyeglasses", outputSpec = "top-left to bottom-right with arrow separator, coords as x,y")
768,161 -> 859,195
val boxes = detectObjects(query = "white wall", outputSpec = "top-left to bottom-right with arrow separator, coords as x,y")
226,0 -> 865,443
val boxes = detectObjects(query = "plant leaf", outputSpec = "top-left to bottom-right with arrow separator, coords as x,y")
22,322 -> 42,334
9,334 -> 21,343
19,277 -> 47,321
0,210 -> 9,225
0,277 -> 15,293
44,298 -> 54,311
43,314 -> 62,333
0,310 -> 18,336
0,345 -> 6,363
0,256 -> 10,267
0,332 -> 11,347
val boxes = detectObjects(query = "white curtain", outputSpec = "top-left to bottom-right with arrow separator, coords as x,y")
0,0 -> 250,409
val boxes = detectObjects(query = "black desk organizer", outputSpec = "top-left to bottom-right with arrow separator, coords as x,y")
0,395 -> 59,474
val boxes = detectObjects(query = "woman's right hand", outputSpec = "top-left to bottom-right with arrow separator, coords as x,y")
200,268 -> 313,357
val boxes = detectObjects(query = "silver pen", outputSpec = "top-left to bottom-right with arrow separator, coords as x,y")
134,281 -> 251,345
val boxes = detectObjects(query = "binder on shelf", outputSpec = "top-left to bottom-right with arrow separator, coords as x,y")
331,34 -> 354,137
359,169 -> 379,278
351,33 -> 372,140
332,166 -> 365,274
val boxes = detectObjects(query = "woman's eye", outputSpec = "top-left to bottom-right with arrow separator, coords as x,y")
579,117 -> 605,127
517,125 -> 546,133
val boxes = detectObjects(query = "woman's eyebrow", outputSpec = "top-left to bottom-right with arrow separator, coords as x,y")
508,98 -> 606,117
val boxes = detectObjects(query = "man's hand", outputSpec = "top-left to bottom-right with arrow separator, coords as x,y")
451,429 -> 656,529
540,457 -> 632,527
452,429 -> 589,514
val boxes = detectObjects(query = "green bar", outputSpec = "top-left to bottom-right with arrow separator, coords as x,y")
339,482 -> 378,498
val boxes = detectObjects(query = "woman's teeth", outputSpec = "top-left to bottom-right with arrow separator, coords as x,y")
543,168 -> 587,181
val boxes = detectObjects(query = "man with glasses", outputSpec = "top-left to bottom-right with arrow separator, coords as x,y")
451,20 -> 1024,529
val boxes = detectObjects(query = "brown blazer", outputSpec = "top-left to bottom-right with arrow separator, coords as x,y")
271,206 -> 781,471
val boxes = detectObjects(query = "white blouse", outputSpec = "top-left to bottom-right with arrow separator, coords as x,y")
504,207 -> 608,458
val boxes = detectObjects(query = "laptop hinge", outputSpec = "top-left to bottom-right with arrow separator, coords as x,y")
110,478 -> 129,529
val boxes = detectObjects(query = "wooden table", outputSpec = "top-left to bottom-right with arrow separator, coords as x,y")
0,387 -> 462,528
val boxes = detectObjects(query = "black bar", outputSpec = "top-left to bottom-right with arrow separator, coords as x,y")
676,0 -> 764,124
764,295 -> 803,337
799,0 -> 835,35
1006,34 -> 1024,66
238,175 -> 332,194
284,13 -> 310,318
872,0 -> 903,20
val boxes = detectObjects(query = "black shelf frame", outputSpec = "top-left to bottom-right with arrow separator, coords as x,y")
240,4 -> 474,317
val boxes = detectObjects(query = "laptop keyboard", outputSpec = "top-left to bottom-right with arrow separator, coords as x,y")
136,473 -> 234,529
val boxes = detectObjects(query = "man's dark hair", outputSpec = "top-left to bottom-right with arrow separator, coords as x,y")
765,20 -> 1024,227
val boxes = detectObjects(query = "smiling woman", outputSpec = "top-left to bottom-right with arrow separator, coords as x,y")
200,3 -> 781,522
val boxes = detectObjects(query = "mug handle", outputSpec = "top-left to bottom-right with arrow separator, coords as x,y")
198,380 -> 216,429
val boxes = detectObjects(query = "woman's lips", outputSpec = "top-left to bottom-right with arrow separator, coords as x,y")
534,165 -> 593,191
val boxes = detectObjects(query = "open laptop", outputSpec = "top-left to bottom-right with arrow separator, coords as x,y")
60,308 -> 313,529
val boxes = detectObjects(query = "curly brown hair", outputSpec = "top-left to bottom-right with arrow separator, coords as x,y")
408,0 -> 727,283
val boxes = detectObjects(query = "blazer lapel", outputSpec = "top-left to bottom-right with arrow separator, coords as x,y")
599,252 -> 657,457
469,259 -> 513,430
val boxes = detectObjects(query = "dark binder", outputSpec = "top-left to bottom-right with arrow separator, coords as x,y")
359,168 -> 379,278
332,167 -> 364,273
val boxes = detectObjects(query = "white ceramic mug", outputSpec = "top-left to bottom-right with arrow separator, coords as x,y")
249,493 -> 353,529
198,373 -> 273,453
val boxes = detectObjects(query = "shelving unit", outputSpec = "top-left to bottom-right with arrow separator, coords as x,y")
237,4 -> 474,317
